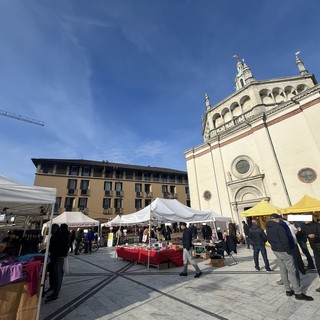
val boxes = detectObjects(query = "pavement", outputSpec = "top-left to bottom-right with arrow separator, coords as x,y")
39,245 -> 320,320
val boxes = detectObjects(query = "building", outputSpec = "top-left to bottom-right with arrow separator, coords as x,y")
32,158 -> 189,222
184,53 -> 320,225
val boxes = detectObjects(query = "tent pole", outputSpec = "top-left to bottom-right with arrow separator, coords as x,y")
36,205 -> 55,320
147,205 -> 152,270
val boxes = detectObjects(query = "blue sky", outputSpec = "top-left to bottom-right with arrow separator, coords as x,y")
0,0 -> 319,185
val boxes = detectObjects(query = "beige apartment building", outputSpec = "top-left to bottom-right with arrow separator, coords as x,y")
32,159 -> 189,222
185,53 -> 320,226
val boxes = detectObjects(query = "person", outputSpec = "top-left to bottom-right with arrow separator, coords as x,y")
216,227 -> 223,241
45,223 -> 70,303
266,213 -> 313,301
301,215 -> 320,292
201,223 -> 212,240
74,229 -> 84,255
45,224 -> 60,294
179,222 -> 202,278
85,228 -> 95,253
161,225 -> 172,241
190,224 -> 198,239
242,221 -> 251,249
69,230 -> 75,253
224,223 -> 237,255
248,220 -> 272,271
295,221 -> 316,270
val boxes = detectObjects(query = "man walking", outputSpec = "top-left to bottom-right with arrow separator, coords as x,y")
301,215 -> 320,292
179,222 -> 202,278
242,220 -> 251,249
248,220 -> 272,271
266,213 -> 313,301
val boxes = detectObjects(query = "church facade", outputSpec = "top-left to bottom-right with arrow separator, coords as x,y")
184,54 -> 320,225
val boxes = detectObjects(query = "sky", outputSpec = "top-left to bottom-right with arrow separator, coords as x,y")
0,0 -> 319,185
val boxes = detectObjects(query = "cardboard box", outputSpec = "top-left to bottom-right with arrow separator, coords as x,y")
211,258 -> 225,267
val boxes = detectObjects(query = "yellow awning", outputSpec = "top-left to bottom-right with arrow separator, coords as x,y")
240,199 -> 281,217
280,195 -> 320,214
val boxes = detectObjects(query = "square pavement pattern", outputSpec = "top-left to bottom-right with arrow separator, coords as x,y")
40,246 -> 320,320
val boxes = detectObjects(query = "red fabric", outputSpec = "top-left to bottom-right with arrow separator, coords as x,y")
116,247 -> 183,266
25,260 -> 41,296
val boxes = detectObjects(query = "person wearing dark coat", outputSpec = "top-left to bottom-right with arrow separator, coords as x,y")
248,220 -> 272,271
45,223 -> 70,303
266,214 -> 313,301
242,221 -> 251,249
301,218 -> 320,292
179,223 -> 202,278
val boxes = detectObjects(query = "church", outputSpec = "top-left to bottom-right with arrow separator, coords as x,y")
184,53 -> 320,225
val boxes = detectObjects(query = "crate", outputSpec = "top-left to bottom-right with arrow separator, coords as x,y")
211,258 -> 225,267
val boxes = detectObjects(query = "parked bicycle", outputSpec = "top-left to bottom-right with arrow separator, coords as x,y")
78,240 -> 99,254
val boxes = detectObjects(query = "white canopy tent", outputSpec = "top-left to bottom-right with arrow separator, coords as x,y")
42,211 -> 100,228
0,174 -> 56,320
104,199 -> 231,226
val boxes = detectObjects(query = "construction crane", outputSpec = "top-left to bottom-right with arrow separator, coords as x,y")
0,109 -> 44,126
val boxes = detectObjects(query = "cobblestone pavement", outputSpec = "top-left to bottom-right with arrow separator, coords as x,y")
40,245 -> 320,320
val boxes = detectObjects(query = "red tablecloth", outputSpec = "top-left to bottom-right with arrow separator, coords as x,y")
116,247 -> 183,267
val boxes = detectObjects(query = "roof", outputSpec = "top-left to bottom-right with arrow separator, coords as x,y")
31,158 -> 187,175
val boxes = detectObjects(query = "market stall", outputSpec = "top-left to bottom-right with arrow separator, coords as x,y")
0,174 -> 56,320
113,198 -> 221,268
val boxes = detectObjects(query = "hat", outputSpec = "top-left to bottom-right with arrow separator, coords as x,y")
270,213 -> 282,219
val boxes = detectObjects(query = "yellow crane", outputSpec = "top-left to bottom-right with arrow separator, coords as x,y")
0,109 -> 44,126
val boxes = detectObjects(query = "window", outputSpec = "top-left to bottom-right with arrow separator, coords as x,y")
103,198 -> 111,209
65,197 -> 74,211
67,179 -> 77,194
145,184 -> 151,193
162,185 -> 168,193
82,166 -> 91,177
170,185 -> 175,194
231,155 -> 254,179
185,186 -> 190,197
78,198 -> 88,211
135,171 -> 142,180
104,181 -> 112,191
69,165 -> 79,176
298,168 -> 317,183
145,199 -> 151,206
54,197 -> 61,213
135,199 -> 142,209
114,198 -> 122,211
236,160 -> 250,174
80,180 -> 89,195
115,182 -> 122,192
203,190 -> 212,201
135,183 -> 142,192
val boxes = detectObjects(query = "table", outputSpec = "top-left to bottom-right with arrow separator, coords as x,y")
116,247 -> 183,267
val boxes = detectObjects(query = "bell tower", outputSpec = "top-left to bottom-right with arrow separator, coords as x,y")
233,54 -> 254,90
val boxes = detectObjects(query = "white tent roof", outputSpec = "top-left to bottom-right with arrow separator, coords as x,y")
43,211 -> 100,228
0,174 -> 56,215
110,198 -> 216,225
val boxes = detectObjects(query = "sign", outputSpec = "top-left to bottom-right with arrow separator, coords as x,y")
107,232 -> 114,247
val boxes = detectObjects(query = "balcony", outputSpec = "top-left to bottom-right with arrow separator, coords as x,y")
146,192 -> 153,198
163,192 -> 177,199
115,208 -> 123,214
67,189 -> 78,196
103,208 -> 113,215
104,190 -> 113,196
115,191 -> 124,197
80,189 -> 90,196
136,192 -> 143,197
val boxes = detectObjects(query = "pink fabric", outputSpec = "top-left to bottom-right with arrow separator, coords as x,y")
10,263 -> 23,282
26,260 -> 41,296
